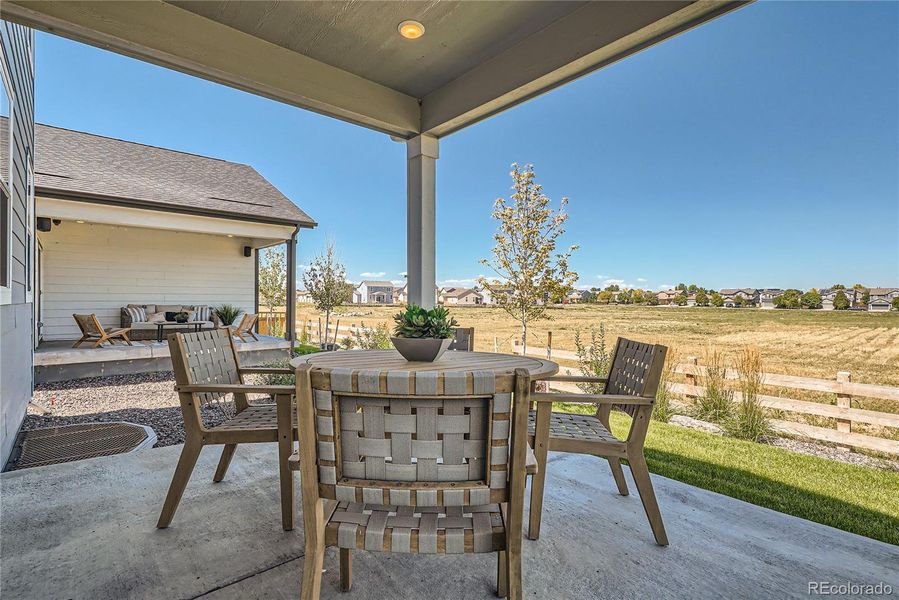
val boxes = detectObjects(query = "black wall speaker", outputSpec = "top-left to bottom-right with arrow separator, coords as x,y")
243,246 -> 252,258
36,217 -> 52,232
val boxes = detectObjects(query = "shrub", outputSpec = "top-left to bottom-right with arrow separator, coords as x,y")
726,347 -> 771,442
833,290 -> 850,310
215,304 -> 242,326
351,322 -> 391,349
694,348 -> 734,423
573,325 -> 611,394
801,289 -> 823,309
710,292 -> 724,307
292,344 -> 322,356
258,359 -> 294,386
892,297 -> 899,311
652,349 -> 678,423
695,290 -> 709,306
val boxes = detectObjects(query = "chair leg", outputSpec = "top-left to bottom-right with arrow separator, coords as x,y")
608,457 -> 629,496
496,550 -> 508,598
628,452 -> 668,546
505,543 -> 522,600
339,548 -> 352,592
157,439 -> 203,528
301,532 -> 325,600
213,444 -> 237,482
121,332 -> 133,346
277,394 -> 296,531
72,335 -> 89,348
528,403 -> 551,541
92,337 -> 106,348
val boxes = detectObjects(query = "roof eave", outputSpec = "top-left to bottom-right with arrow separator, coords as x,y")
35,186 -> 317,229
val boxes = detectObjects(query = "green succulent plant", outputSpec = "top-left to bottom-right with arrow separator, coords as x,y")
393,304 -> 459,339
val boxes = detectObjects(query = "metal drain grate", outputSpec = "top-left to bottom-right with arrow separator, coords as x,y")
6,422 -> 157,471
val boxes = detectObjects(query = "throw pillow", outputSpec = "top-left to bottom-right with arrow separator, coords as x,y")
124,306 -> 146,323
193,306 -> 210,322
146,312 -> 167,323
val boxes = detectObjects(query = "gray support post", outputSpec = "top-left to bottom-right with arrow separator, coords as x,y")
406,135 -> 438,308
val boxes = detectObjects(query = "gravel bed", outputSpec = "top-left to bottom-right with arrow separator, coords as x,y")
26,372 -> 235,447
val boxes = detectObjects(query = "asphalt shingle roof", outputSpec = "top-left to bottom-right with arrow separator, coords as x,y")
33,123 -> 315,226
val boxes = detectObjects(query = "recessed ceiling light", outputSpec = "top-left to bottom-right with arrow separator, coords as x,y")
398,20 -> 425,39
76,220 -> 85,223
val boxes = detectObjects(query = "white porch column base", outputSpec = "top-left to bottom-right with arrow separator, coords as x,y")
406,134 -> 438,309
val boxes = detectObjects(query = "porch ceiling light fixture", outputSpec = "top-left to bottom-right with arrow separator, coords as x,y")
398,20 -> 425,39
76,220 -> 85,223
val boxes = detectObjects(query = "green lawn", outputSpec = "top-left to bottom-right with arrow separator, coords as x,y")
590,410 -> 899,545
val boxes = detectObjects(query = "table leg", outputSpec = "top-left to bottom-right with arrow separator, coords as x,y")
528,399 -> 551,540
276,393 -> 296,531
157,325 -> 163,343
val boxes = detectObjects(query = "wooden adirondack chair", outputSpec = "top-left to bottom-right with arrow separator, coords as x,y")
72,313 -> 132,348
229,313 -> 260,342
157,328 -> 298,530
527,337 -> 670,545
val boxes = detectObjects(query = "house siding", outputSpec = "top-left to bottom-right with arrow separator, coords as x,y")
39,222 -> 255,340
0,21 -> 34,466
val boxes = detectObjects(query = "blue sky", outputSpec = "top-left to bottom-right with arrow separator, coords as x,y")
35,1 -> 898,291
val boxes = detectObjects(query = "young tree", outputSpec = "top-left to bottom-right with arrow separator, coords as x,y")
632,288 -> 645,304
892,297 -> 899,311
675,283 -> 687,291
645,290 -> 659,306
303,241 -> 352,348
833,290 -> 850,310
710,292 -> 724,307
695,290 -> 709,306
604,284 -> 620,292
673,292 -> 688,306
733,295 -> 746,308
831,283 -> 846,290
480,163 -> 578,355
258,246 -> 287,333
597,290 -> 613,304
861,291 -> 870,307
688,284 -> 699,293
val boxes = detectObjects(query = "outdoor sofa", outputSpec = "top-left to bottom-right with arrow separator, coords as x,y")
121,304 -> 219,341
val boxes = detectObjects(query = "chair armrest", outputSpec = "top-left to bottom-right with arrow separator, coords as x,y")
530,392 -> 653,406
175,384 -> 295,395
240,367 -> 293,375
540,375 -> 607,384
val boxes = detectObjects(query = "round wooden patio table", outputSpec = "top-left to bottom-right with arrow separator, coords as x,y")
290,349 -> 558,380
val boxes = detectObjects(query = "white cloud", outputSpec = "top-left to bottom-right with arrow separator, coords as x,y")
602,278 -> 625,286
391,280 -> 405,286
657,284 -> 674,291
637,277 -> 647,283
360,271 -> 386,278
596,274 -> 608,279
440,277 -> 477,286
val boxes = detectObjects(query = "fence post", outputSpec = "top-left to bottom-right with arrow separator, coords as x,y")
685,356 -> 699,400
493,336 -> 498,353
836,371 -> 852,451
546,331 -> 553,361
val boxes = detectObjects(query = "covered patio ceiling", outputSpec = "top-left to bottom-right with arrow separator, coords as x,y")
3,0 -> 746,138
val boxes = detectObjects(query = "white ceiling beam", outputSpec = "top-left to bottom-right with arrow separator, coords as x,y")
3,0 -> 422,137
420,1 -> 747,137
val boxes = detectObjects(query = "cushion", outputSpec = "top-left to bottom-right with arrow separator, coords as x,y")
156,305 -> 182,314
192,306 -> 211,321
124,306 -> 146,323
146,312 -> 167,323
184,310 -> 197,322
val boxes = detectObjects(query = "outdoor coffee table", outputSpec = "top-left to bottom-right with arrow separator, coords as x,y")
155,321 -> 207,342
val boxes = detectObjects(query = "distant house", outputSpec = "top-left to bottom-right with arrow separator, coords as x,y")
868,298 -> 892,312
868,288 -> 899,304
355,280 -> 395,304
818,288 -> 856,311
759,289 -> 785,309
440,287 -> 483,305
480,284 -> 514,305
656,289 -> 679,305
719,288 -> 759,307
394,285 -> 407,305
297,289 -> 315,304
566,290 -> 590,304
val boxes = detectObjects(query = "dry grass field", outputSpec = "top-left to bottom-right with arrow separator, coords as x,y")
323,304 -> 899,387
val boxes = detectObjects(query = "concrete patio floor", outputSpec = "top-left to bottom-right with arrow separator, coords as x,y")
2,444 -> 896,600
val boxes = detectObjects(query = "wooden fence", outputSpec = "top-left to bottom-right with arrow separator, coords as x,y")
510,339 -> 899,455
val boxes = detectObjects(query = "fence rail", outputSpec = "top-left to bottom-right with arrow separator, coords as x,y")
510,340 -> 899,455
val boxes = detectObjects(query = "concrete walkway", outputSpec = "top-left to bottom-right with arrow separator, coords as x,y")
2,444 -> 896,599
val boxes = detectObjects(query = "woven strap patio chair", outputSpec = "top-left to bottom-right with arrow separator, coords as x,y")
229,313 -> 260,342
157,328 -> 298,530
294,364 -> 532,600
448,326 -> 475,351
527,337 -> 669,545
72,313 -> 132,348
